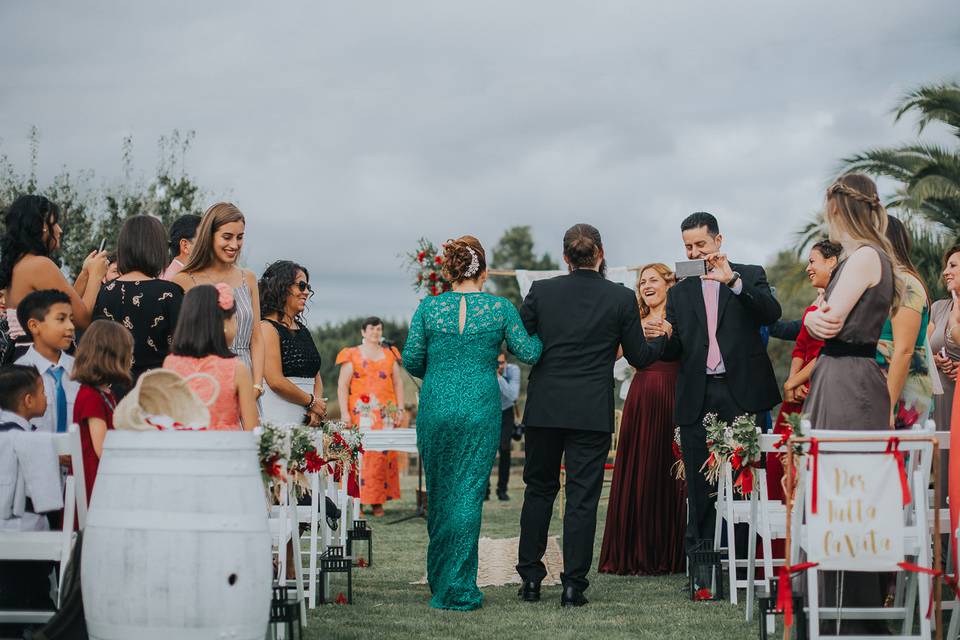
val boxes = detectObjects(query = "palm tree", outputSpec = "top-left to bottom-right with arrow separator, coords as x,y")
839,82 -> 960,230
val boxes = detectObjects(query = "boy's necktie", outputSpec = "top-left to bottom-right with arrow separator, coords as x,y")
49,366 -> 68,433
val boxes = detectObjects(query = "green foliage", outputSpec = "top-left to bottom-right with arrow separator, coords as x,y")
490,225 -> 558,307
764,250 -> 816,386
839,82 -> 960,230
0,128 -> 206,276
310,317 -> 410,414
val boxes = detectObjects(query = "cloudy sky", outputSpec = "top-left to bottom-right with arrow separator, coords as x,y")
2,2 -> 958,326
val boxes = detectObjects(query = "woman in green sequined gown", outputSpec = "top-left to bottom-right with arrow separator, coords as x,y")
402,239 -> 542,611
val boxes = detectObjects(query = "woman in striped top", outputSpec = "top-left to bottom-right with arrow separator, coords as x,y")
172,203 -> 265,402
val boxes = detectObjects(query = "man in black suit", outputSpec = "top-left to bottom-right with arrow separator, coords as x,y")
657,212 -> 781,554
516,224 -> 665,607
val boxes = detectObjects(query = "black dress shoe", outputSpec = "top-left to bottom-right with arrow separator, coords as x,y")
518,580 -> 541,602
496,489 -> 509,501
560,586 -> 588,607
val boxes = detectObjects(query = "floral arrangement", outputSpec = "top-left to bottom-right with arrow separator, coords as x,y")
258,422 -> 365,501
353,393 -> 379,421
257,423 -> 289,495
322,420 -> 366,499
406,237 -> 452,297
701,413 -> 761,495
671,426 -> 685,480
776,412 -> 806,458
382,400 -> 401,428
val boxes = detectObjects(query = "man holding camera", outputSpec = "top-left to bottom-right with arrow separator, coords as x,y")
487,350 -> 521,501
654,212 -> 781,554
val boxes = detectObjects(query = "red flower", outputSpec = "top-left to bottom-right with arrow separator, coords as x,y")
357,558 -> 368,568
434,256 -> 442,264
430,285 -> 438,295
706,452 -> 715,467
671,441 -> 682,461
335,592 -> 348,605
305,449 -> 325,473
417,273 -> 423,283
266,454 -> 285,480
734,468 -> 754,495
442,282 -> 451,291
360,394 -> 371,404
694,587 -> 713,601
417,251 -> 426,262
428,272 -> 437,281
730,448 -> 743,470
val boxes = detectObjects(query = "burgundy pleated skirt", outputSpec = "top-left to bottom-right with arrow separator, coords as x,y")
598,360 -> 686,575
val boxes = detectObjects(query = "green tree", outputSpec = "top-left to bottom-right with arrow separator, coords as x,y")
490,226 -> 558,307
0,128 -> 206,276
840,82 -> 960,230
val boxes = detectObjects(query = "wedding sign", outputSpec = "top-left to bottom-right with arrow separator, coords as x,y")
805,453 -> 904,570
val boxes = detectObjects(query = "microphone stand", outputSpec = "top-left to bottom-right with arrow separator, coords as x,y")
382,340 -> 427,526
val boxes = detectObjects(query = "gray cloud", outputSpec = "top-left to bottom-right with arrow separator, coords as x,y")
1,0 -> 958,323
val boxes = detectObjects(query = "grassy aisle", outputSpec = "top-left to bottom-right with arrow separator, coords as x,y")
305,474 -> 749,640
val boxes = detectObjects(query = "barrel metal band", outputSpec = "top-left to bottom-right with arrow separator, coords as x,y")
86,621 -> 268,640
87,509 -> 269,533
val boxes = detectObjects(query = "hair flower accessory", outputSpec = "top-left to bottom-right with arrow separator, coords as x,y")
464,247 -> 480,278
214,282 -> 235,311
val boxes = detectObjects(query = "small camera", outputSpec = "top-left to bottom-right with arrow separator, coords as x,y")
674,259 -> 707,279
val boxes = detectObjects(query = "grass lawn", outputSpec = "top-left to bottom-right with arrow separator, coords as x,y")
304,471 -> 751,640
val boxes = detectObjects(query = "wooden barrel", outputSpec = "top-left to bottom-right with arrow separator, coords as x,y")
82,431 -> 272,640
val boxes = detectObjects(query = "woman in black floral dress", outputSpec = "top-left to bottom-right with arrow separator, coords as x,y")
94,216 -> 183,381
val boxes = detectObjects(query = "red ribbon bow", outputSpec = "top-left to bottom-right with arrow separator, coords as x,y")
885,437 -> 911,507
777,562 -> 819,627
897,562 -> 960,619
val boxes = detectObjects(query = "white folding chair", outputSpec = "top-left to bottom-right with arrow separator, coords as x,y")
0,426 -> 87,625
268,459 -> 307,628
713,428 -> 773,606
744,434 -> 790,621
296,469 -> 340,609
796,427 -> 936,640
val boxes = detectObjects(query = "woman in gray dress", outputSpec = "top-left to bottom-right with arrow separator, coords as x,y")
802,174 -> 897,635
927,244 -> 960,502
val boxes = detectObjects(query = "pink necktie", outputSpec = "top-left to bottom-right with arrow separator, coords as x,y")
703,280 -> 722,370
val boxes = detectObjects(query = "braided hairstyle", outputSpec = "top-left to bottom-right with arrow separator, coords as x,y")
0,195 -> 60,290
825,174 -> 901,307
441,236 -> 486,283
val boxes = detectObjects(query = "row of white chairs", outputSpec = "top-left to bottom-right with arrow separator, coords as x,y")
713,421 -> 957,640
0,426 -> 87,625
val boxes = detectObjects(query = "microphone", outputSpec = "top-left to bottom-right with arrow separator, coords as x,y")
381,338 -> 397,348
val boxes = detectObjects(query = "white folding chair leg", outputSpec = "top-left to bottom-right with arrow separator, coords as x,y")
808,566 -> 821,640
746,488 -> 759,621
725,466 -> 738,604
288,504 -> 307,626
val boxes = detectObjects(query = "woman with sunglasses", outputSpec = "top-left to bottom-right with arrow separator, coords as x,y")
259,260 -> 326,426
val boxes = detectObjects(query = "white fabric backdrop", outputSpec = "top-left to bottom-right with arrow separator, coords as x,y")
514,267 -> 637,299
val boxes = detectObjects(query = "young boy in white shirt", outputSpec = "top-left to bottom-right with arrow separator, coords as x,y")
0,364 -> 57,617
14,290 -> 79,433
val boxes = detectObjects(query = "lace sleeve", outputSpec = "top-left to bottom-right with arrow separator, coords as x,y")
504,302 -> 542,365
402,302 -> 428,378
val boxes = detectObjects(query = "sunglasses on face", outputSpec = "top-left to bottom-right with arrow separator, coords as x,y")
294,280 -> 313,294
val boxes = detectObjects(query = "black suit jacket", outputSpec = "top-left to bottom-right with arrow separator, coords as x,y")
663,263 -> 782,425
520,269 -> 664,433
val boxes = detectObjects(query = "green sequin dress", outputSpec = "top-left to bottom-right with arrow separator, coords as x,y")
402,292 -> 542,610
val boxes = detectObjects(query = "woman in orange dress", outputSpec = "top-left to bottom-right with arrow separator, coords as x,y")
337,316 -> 406,517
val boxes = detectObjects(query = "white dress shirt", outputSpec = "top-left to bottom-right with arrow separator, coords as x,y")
15,346 -> 79,433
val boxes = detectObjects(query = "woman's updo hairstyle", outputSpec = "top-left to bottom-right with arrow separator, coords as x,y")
562,223 -> 603,269
441,235 -> 486,283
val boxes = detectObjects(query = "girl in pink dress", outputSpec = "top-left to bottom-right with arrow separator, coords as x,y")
164,283 -> 259,430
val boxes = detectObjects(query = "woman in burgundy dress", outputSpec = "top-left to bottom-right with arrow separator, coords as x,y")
766,240 -> 840,501
599,263 -> 684,575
